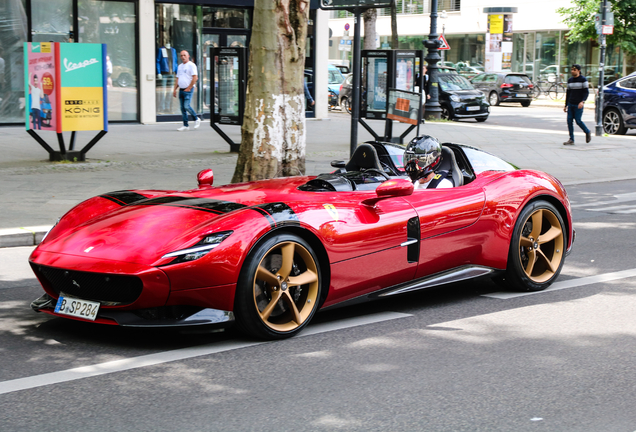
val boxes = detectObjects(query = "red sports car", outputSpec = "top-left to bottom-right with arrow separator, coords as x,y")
30,141 -> 574,340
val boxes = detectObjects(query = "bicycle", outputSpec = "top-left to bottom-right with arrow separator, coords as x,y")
531,80 -> 566,101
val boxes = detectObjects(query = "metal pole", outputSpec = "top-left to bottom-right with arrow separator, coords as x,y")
595,0 -> 608,136
350,8 -> 362,157
424,0 -> 442,119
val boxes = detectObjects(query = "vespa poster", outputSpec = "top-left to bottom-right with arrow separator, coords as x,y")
24,43 -> 57,131
59,43 -> 108,132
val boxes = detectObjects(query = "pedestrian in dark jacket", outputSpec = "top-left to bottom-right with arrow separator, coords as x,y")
563,64 -> 591,145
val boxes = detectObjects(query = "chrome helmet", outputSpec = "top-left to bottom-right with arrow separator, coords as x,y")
403,135 -> 442,182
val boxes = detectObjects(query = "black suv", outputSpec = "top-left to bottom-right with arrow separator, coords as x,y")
471,72 -> 533,107
437,68 -> 490,122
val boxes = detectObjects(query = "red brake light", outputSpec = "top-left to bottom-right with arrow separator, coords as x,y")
528,84 -> 534,88
501,83 -> 514,88
340,84 -> 343,93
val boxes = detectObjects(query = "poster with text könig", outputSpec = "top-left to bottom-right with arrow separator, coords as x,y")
59,43 -> 108,132
24,42 -> 108,133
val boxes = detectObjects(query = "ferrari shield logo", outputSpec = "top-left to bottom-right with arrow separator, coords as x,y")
323,204 -> 339,221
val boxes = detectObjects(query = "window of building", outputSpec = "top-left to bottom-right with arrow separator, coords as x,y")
0,0 -> 28,124
79,0 -> 137,121
155,4 -> 198,116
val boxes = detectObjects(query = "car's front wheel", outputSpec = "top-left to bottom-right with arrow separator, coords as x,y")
499,200 -> 567,292
603,109 -> 627,135
234,233 -> 322,340
441,105 -> 453,120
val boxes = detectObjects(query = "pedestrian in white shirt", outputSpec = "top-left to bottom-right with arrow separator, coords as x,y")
173,50 -> 200,131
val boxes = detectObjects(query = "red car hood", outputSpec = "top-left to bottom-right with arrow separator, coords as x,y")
37,177 -> 317,265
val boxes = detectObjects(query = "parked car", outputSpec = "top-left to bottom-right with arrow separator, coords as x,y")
454,62 -> 484,80
471,72 -> 533,107
602,72 -> 636,135
338,74 -> 353,113
304,65 -> 345,110
437,68 -> 490,122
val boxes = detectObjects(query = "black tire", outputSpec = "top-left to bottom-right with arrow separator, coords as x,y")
234,233 -> 322,340
603,109 -> 627,135
341,97 -> 351,114
489,91 -> 500,106
116,73 -> 132,88
441,105 -> 454,120
498,200 -> 567,292
475,116 -> 488,122
520,100 -> 531,107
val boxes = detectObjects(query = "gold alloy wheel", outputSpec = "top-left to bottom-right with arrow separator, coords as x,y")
252,241 -> 319,332
518,208 -> 565,283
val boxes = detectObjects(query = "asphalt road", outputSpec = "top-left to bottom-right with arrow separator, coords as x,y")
2,180 -> 636,431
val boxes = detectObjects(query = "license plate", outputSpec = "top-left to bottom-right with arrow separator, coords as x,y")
466,106 -> 480,111
516,93 -> 527,97
54,293 -> 100,321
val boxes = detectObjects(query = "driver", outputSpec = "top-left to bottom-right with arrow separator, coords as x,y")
403,135 -> 453,189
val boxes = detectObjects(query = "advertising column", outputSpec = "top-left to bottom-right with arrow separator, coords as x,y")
485,14 -> 513,72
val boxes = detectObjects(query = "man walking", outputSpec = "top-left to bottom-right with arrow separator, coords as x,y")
173,50 -> 200,131
563,64 -> 591,145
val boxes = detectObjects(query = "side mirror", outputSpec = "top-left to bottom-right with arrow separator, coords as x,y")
376,178 -> 414,198
197,169 -> 214,188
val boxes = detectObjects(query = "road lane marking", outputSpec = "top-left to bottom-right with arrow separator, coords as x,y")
483,268 -> 636,299
0,311 -> 411,395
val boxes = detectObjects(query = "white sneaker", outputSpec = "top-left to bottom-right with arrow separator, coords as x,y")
177,126 -> 189,131
194,118 -> 201,129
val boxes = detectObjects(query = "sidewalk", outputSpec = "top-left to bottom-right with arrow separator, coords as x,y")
1,113 -> 635,247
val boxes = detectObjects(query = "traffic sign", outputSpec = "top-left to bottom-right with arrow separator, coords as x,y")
345,23 -> 350,31
438,34 -> 450,50
602,25 -> 614,35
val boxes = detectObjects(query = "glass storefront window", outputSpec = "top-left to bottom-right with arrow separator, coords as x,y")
0,0 -> 27,124
156,4 -> 198,116
79,0 -> 137,121
31,0 -> 73,42
203,7 -> 250,29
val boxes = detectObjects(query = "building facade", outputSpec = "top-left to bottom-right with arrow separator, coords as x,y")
328,0 -> 632,88
0,0 -> 330,127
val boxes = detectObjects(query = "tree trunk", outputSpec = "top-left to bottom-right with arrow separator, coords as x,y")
390,2 -> 398,48
363,9 -> 377,50
232,0 -> 309,183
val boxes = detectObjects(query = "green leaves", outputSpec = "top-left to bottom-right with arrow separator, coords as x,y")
558,0 -> 636,55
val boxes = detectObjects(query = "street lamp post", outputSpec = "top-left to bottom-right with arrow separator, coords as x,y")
424,0 -> 443,119
440,10 -> 447,65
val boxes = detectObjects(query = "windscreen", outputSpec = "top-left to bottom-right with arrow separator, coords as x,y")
438,74 -> 475,91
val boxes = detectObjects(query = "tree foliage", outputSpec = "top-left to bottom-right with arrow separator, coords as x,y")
558,0 -> 636,54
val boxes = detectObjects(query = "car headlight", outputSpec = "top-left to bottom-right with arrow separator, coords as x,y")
450,95 -> 461,103
162,231 -> 233,264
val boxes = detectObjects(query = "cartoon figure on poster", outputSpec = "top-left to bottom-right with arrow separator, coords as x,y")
25,43 -> 56,131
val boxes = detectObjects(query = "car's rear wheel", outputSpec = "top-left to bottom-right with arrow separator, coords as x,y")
520,100 -> 531,107
341,97 -> 351,114
116,73 -> 132,88
235,233 -> 322,340
489,91 -> 500,106
603,109 -> 627,135
499,201 -> 567,292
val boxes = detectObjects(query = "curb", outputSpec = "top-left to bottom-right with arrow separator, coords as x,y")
0,226 -> 52,248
